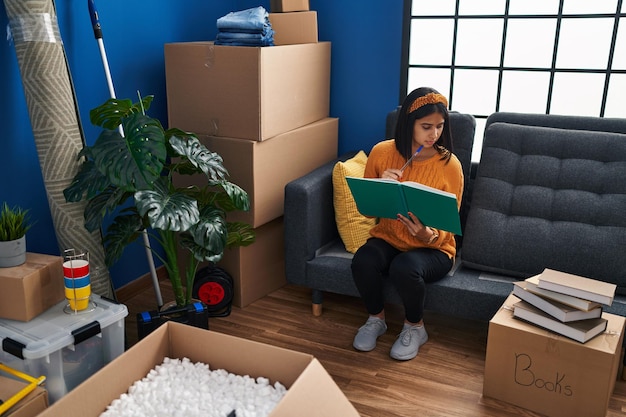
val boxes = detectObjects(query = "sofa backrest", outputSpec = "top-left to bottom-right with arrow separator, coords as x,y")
461,112 -> 626,292
386,107 -> 476,244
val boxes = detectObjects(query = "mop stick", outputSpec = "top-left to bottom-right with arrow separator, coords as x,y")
88,0 -> 163,307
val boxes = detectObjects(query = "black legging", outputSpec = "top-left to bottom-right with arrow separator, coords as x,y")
351,238 -> 452,323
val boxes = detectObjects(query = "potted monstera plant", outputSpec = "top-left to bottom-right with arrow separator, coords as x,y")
63,94 -> 255,307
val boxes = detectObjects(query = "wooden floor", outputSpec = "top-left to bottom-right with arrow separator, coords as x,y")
120,279 -> 626,417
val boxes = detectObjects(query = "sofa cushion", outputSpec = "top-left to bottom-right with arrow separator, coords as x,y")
332,151 -> 377,253
461,122 -> 626,292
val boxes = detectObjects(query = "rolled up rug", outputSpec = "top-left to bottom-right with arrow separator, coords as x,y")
3,0 -> 114,298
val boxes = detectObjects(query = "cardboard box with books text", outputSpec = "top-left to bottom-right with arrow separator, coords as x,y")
483,294 -> 625,417
37,322 -> 360,417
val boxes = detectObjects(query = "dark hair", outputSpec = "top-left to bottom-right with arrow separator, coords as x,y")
394,87 -> 453,163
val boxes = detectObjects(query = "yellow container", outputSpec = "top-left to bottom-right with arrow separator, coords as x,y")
65,285 -> 91,311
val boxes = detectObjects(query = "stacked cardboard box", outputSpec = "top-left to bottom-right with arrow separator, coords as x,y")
165,3 -> 337,307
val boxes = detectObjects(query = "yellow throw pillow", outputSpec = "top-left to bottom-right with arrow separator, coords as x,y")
332,151 -> 377,253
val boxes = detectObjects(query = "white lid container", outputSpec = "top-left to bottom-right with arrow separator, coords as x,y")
0,293 -> 128,403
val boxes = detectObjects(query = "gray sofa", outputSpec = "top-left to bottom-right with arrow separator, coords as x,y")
284,111 -> 626,322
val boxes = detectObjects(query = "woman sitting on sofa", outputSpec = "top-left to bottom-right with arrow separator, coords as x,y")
351,86 -> 464,361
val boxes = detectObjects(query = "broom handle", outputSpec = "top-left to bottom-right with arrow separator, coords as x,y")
88,0 -> 163,308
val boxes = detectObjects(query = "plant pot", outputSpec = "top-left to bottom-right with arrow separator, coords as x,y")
0,235 -> 26,267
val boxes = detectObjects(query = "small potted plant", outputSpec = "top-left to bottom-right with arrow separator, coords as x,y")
63,94 -> 255,307
0,203 -> 33,267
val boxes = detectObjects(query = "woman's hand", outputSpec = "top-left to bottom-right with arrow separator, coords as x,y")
381,168 -> 403,180
397,212 -> 430,240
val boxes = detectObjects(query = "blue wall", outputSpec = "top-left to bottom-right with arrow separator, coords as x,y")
0,0 -> 402,289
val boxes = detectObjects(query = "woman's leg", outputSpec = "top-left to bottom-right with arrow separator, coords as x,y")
350,238 -> 399,352
388,249 -> 452,361
351,238 -> 400,315
389,248 -> 452,323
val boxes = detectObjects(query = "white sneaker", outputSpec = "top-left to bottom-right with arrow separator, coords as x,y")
353,316 -> 387,352
390,323 -> 428,360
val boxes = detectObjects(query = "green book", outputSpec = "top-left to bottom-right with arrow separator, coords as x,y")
345,176 -> 462,235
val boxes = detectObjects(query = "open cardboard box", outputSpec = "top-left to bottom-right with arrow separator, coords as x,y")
38,321 -> 360,417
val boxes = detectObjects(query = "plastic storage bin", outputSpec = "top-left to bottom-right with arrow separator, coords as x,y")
0,293 -> 128,404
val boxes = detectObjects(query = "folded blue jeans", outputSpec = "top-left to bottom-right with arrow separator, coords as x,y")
216,31 -> 274,41
216,6 -> 270,34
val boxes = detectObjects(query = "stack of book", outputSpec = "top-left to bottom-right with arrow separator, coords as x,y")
511,268 -> 617,343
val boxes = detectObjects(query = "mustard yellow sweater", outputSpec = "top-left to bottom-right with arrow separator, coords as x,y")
364,139 -> 464,259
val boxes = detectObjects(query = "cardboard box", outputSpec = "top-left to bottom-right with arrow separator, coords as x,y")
0,253 -> 64,321
270,0 -> 310,12
0,375 -> 48,417
218,216 -> 286,307
483,294 -> 625,417
165,41 -> 330,141
0,294 -> 128,404
38,321 -> 360,417
196,117 -> 338,227
270,11 -> 318,45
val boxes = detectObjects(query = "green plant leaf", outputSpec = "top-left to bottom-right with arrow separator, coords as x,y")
0,203 -> 32,241
91,113 -> 167,191
63,160 -> 111,203
83,187 -> 134,233
169,135 -> 228,182
90,96 -> 154,129
102,213 -> 144,266
135,179 -> 199,231
219,181 -> 251,212
191,206 -> 227,248
226,222 -> 256,248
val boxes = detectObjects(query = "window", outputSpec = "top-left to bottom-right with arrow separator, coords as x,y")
402,0 -> 626,161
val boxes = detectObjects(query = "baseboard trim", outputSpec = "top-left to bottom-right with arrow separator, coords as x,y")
116,266 -> 168,303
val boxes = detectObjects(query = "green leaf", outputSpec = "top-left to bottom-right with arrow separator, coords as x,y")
135,179 -> 200,231
102,212 -> 144,266
226,222 -> 256,248
90,96 -> 154,129
63,160 -> 111,203
177,206 -> 229,263
0,203 -> 32,241
83,187 -> 134,233
91,113 -> 167,191
169,135 -> 229,182
220,181 -> 251,212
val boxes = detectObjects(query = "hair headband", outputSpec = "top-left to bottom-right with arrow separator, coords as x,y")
407,92 -> 448,114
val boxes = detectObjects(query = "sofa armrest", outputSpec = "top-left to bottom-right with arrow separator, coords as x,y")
284,152 -> 358,286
